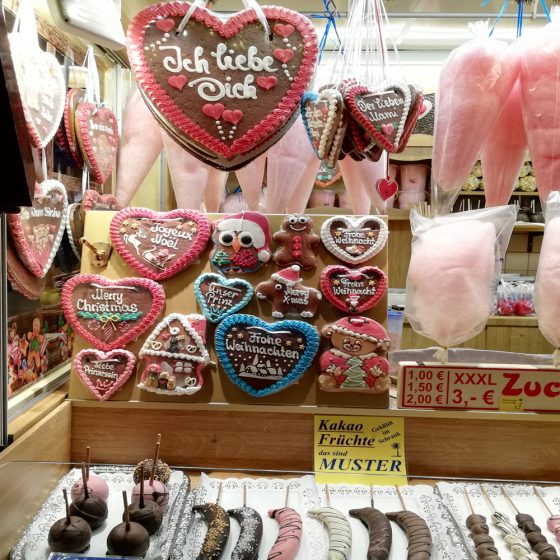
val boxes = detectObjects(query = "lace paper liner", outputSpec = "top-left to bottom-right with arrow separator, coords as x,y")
10,465 -> 190,560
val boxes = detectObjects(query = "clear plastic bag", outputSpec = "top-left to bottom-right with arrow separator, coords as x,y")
405,205 -> 516,361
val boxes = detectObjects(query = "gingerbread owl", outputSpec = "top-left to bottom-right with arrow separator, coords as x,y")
210,211 -> 271,274
272,214 -> 320,270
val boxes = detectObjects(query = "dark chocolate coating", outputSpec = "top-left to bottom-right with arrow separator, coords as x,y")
534,541 -> 558,554
475,542 -> 499,556
349,507 -> 392,560
466,514 -> 486,529
69,494 -> 108,529
516,513 -> 534,526
107,521 -> 150,557
386,510 -> 432,559
539,553 -> 560,560
193,502 -> 231,560
127,500 -> 163,535
133,458 -> 171,484
521,521 -> 540,533
228,506 -> 263,560
48,516 -> 92,553
470,533 -> 494,545
526,530 -> 547,546
470,523 -> 490,535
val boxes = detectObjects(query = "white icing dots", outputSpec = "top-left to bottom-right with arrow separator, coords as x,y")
229,49 -> 235,55
283,38 -> 288,43
164,33 -> 170,38
215,120 -> 220,125
282,64 -> 287,69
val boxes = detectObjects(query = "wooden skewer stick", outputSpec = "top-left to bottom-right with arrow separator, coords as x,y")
325,484 -> 331,507
480,485 -> 497,511
500,486 -> 519,514
150,433 -> 161,485
80,463 -> 89,500
123,490 -> 130,530
533,486 -> 555,517
370,485 -> 374,508
139,464 -> 145,509
284,484 -> 290,508
216,481 -> 223,505
243,482 -> 247,508
86,446 -> 91,479
396,485 -> 407,511
62,488 -> 71,524
464,487 -> 475,515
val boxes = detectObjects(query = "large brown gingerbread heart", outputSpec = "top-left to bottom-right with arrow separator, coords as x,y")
75,102 -> 119,184
61,274 -> 166,351
127,3 -> 318,168
8,180 -> 68,278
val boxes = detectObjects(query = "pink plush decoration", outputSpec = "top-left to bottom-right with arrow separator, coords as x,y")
519,21 -> 560,205
266,117 -> 321,213
204,167 -> 229,212
482,78 -> 527,207
339,153 -> 387,214
235,154 -> 266,211
406,220 -> 495,348
115,88 -> 163,206
535,216 -> 560,351
433,30 -> 519,212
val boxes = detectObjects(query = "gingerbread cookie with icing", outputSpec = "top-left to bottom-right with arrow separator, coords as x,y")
256,265 -> 321,318
319,316 -> 391,393
272,214 -> 320,270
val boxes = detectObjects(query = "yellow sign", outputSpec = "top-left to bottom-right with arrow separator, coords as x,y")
314,415 -> 407,485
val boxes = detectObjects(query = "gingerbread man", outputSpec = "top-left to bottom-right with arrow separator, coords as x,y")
273,214 -> 320,270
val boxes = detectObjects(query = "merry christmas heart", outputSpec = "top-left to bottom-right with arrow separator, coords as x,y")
61,274 -> 166,351
194,273 -> 253,323
110,208 -> 211,281
8,180 -> 68,278
75,102 -> 119,184
320,265 -> 387,314
126,3 -> 318,167
74,348 -> 136,401
215,314 -> 319,397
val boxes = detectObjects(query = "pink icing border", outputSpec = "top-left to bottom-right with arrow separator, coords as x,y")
126,2 -> 318,160
75,102 -> 119,184
74,348 -> 136,401
64,88 -> 85,167
396,91 -> 424,153
320,264 -> 387,314
82,190 -> 122,215
110,207 -> 211,281
8,180 -> 68,278
61,274 -> 166,351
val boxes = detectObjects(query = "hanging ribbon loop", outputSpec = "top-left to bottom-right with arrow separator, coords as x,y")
310,0 -> 342,64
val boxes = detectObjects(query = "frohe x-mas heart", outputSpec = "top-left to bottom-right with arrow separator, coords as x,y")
74,348 -> 136,401
110,208 -> 211,281
215,314 -> 319,397
61,274 -> 165,351
126,3 -> 318,167
195,272 -> 253,323
320,265 -> 387,314
321,216 -> 388,265
8,180 -> 68,278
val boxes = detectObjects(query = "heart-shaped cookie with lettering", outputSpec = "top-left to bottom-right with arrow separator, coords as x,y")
127,3 -> 318,169
82,190 -> 122,217
320,265 -> 387,314
6,234 -> 46,299
61,274 -> 166,351
344,81 -> 411,153
9,35 -> 66,149
321,216 -> 388,265
110,208 -> 211,280
74,348 -> 136,400
75,102 -> 119,184
215,314 -> 319,397
195,273 -> 253,323
8,180 -> 68,278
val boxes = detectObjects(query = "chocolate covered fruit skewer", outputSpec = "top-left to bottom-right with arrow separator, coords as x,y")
132,434 -> 169,509
533,486 -> 560,545
268,483 -> 303,560
69,463 -> 108,530
500,486 -> 560,560
385,485 -> 432,560
127,464 -> 163,535
48,488 -> 92,553
70,446 -> 109,501
227,482 -> 264,560
193,481 -> 230,560
133,432 -> 171,485
308,484 -> 352,560
463,487 -> 501,560
349,485 -> 392,560
107,490 -> 150,557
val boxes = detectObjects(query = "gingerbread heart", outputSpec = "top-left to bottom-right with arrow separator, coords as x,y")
110,208 -> 211,281
6,234 -> 46,299
74,348 -> 136,400
64,88 -> 85,167
315,170 -> 342,189
61,274 -> 166,351
215,314 -> 319,397
376,178 -> 398,201
66,203 -> 84,260
195,273 -> 253,323
320,265 -> 387,314
82,190 -> 122,216
9,35 -> 66,149
345,81 -> 411,153
126,3 -> 318,168
396,88 -> 424,153
321,216 -> 388,265
75,102 -> 119,184
8,180 -> 68,278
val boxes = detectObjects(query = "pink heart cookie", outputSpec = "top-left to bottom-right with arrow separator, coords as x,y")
126,4 -> 318,167
8,180 -> 68,278
61,274 -> 166,351
320,265 -> 387,314
110,208 -> 211,281
75,102 -> 119,184
74,348 -> 136,400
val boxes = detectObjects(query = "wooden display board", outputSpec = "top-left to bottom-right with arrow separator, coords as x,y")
69,212 -> 389,408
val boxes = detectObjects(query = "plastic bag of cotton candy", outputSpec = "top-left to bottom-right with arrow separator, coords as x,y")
405,205 -> 517,362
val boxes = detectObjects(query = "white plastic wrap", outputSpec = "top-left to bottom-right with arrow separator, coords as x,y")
405,206 -> 516,361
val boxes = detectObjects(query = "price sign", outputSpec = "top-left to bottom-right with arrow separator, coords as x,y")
398,362 -> 560,413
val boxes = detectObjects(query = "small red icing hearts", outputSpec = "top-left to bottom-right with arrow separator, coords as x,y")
202,103 -> 225,120
61,274 -> 166,351
74,348 -> 136,400
273,48 -> 295,63
110,208 -> 211,281
256,76 -> 278,90
320,265 -> 387,314
274,23 -> 295,37
222,109 -> 243,125
377,178 -> 398,201
156,18 -> 175,32
75,102 -> 119,184
168,75 -> 187,91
